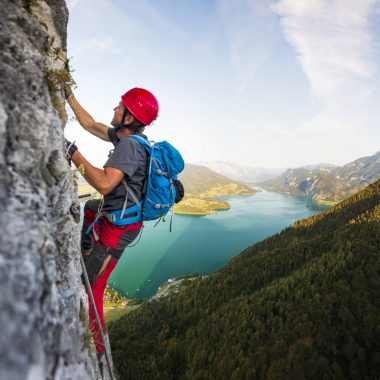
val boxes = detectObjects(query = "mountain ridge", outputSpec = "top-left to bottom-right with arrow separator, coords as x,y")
260,151 -> 380,202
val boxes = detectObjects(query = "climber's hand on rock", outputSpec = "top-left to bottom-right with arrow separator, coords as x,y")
65,138 -> 78,164
64,84 -> 73,100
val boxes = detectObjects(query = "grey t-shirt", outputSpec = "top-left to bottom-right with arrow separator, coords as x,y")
102,128 -> 148,211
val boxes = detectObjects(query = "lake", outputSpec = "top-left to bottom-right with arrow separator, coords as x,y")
106,190 -> 330,299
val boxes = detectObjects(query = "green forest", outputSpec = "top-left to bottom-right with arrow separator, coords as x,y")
108,180 -> 380,380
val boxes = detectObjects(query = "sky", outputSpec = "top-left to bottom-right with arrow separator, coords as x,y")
64,0 -> 380,169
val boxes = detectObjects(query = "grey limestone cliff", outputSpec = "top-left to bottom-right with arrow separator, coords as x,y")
0,1 -> 104,379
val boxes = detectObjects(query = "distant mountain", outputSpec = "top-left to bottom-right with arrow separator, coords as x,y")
195,161 -> 285,182
109,180 -> 380,379
297,163 -> 337,170
178,163 -> 256,198
260,151 -> 380,202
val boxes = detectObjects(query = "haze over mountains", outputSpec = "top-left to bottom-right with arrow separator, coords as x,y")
109,180 -> 380,380
195,161 -> 284,182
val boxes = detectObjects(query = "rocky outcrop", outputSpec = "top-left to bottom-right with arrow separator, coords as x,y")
0,1 -> 101,379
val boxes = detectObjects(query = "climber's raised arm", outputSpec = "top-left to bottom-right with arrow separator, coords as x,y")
65,91 -> 110,142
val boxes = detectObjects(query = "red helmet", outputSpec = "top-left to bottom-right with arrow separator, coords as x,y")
121,88 -> 159,126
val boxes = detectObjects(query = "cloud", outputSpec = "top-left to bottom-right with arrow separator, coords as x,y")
272,0 -> 380,111
71,36 -> 123,58
217,0 -> 279,93
86,37 -> 121,53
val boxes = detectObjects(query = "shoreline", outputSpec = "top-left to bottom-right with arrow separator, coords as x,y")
316,199 -> 338,206
173,207 -> 230,216
172,197 -> 231,216
258,186 -> 339,206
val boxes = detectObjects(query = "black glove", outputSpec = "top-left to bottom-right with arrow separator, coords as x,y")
65,138 -> 78,164
64,84 -> 73,100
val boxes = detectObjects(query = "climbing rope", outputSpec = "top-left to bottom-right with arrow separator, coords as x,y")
79,253 -> 116,380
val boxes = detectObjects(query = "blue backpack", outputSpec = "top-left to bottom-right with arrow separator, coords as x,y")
105,135 -> 185,225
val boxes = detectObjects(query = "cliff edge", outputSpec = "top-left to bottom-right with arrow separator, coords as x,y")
0,1 -> 101,379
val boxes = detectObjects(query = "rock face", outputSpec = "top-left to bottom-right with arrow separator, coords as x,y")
0,1 -> 101,379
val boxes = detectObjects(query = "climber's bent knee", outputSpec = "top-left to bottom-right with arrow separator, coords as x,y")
81,245 -> 108,285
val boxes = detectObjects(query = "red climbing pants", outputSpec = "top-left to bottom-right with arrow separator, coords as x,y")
82,199 -> 142,353
87,257 -> 118,353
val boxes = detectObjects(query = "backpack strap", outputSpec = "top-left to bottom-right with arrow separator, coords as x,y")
105,204 -> 141,225
130,135 -> 171,178
129,135 -> 152,154
121,179 -> 141,215
104,181 -> 142,226
115,137 -> 147,221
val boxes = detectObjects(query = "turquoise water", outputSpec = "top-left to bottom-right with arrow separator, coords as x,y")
107,190 -> 330,299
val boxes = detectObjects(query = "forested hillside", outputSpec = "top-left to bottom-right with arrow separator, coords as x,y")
173,163 -> 257,215
109,180 -> 380,380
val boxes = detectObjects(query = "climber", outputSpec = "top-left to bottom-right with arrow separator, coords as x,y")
64,86 -> 159,356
